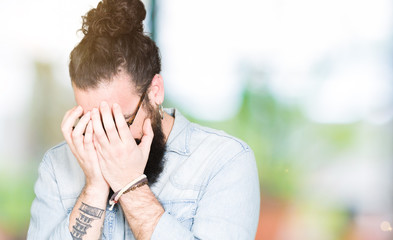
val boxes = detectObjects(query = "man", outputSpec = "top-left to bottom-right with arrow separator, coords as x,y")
27,0 -> 260,239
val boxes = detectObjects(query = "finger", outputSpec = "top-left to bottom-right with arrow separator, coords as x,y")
72,111 -> 91,152
61,106 -> 83,154
93,134 -> 105,161
61,106 -> 83,138
139,118 -> 154,159
84,120 -> 94,150
61,106 -> 78,127
113,103 -> 133,143
91,107 -> 109,146
100,101 -> 120,144
93,134 -> 106,168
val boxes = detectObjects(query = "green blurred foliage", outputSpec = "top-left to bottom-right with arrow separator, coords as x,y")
0,165 -> 36,237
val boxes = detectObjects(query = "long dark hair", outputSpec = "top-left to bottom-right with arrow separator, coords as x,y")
69,0 -> 161,95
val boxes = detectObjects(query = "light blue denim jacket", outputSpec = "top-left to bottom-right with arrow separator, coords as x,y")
27,109 -> 260,239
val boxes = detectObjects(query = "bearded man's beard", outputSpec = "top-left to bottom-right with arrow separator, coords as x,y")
132,100 -> 166,186
138,106 -> 166,185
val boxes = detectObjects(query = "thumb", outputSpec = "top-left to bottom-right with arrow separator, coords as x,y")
139,118 -> 154,159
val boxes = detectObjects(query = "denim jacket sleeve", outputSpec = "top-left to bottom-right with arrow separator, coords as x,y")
151,149 -> 260,240
27,152 -> 73,240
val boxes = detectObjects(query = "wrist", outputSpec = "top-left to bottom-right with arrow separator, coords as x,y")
111,173 -> 145,192
84,182 -> 110,197
109,175 -> 148,210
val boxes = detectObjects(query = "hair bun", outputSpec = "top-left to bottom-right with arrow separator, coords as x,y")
82,0 -> 146,37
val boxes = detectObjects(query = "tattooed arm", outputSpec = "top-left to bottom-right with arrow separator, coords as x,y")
69,187 -> 107,240
61,107 -> 110,239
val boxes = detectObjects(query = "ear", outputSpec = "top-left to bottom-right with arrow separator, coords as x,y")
148,74 -> 165,106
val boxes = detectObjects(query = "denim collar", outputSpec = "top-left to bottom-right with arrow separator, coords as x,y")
165,108 -> 191,155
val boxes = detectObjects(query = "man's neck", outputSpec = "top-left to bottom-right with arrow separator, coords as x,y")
161,112 -> 175,143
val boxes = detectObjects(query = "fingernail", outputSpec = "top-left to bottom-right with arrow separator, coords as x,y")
113,103 -> 119,108
92,108 -> 98,114
77,106 -> 83,111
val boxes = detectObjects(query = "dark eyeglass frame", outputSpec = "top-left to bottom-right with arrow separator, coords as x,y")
126,92 -> 146,127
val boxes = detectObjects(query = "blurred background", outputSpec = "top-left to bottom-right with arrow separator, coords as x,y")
0,0 -> 392,239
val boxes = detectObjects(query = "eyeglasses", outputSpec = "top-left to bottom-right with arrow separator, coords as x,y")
126,92 -> 146,127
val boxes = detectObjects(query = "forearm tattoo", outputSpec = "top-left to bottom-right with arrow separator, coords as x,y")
70,202 -> 105,240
